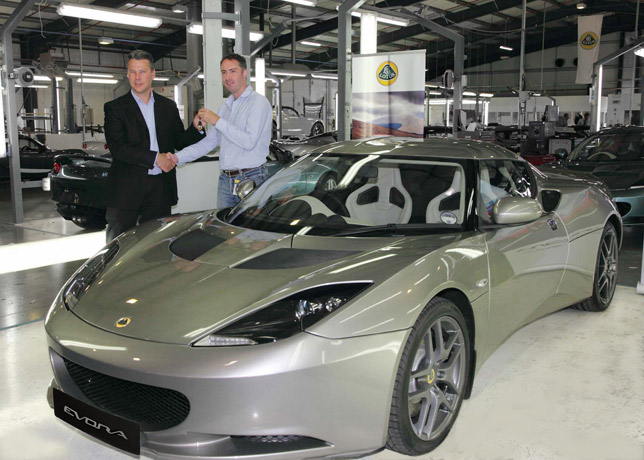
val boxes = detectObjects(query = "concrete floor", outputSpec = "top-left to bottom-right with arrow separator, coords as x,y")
1,186 -> 643,460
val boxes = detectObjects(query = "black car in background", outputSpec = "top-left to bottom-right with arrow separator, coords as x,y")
49,134 -> 337,230
547,126 -> 644,225
0,135 -> 84,181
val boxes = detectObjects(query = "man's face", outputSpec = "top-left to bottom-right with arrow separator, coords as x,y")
127,58 -> 155,98
221,59 -> 248,98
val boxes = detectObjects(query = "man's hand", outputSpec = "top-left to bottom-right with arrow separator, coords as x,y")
156,153 -> 176,173
168,153 -> 179,165
198,108 -> 220,125
192,113 -> 202,130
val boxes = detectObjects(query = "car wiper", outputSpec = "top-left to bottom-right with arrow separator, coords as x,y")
330,223 -> 459,237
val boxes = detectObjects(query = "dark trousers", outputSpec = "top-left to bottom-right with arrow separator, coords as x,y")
106,174 -> 172,242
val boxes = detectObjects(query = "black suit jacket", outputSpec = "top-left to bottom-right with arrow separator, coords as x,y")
104,91 -> 204,210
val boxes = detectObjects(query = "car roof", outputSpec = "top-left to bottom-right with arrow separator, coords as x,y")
314,137 -> 521,161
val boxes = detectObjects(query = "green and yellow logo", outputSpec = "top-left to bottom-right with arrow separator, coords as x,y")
580,32 -> 598,50
377,61 -> 398,86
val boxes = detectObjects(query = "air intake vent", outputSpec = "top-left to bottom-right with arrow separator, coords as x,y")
235,248 -> 359,269
64,358 -> 190,431
169,229 -> 225,261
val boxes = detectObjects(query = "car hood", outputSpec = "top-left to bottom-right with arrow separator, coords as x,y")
562,161 -> 644,190
72,214 -> 460,344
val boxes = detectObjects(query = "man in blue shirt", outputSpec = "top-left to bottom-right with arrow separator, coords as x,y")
168,53 -> 272,209
104,50 -> 204,242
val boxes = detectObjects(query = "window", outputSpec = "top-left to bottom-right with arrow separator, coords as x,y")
478,160 -> 534,223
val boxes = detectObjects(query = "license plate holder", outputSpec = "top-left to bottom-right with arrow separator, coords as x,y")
53,388 -> 140,455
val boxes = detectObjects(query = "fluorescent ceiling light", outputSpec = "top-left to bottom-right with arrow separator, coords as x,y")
188,23 -> 263,41
480,93 -> 494,97
154,77 -> 170,81
311,73 -> 338,80
425,83 -> 439,88
282,0 -> 317,5
57,3 -> 162,28
172,4 -> 187,13
301,41 -> 321,47
635,48 -> 644,58
198,73 -> 204,79
98,37 -> 114,45
250,76 -> 278,83
17,84 -> 50,89
463,91 -> 477,96
428,91 -> 442,95
270,70 -> 307,77
77,78 -> 119,84
499,45 -> 513,51
66,71 -> 114,78
187,22 -> 203,34
576,2 -> 587,9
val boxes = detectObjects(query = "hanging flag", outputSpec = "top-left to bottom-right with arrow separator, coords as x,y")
576,15 -> 603,84
351,50 -> 426,139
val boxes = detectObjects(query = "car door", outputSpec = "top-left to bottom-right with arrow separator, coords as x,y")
479,159 -> 569,352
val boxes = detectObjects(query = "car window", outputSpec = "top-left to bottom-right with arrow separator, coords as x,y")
478,160 -> 534,224
19,137 -> 33,149
226,155 -> 466,236
569,132 -> 644,162
282,107 -> 299,117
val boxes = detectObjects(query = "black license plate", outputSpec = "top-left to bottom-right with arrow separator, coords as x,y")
53,388 -> 140,455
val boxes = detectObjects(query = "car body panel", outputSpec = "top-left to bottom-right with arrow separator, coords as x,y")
0,135 -> 84,180
46,137 -> 621,459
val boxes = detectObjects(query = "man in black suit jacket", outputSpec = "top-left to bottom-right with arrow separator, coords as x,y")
104,50 -> 204,241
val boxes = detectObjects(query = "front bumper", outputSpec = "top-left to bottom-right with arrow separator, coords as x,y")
45,297 -> 408,459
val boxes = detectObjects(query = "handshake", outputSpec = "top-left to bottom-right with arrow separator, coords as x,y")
156,152 -> 179,173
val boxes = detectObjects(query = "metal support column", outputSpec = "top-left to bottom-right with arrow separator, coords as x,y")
337,0 -> 366,141
233,0 -> 250,59
202,1 -> 224,111
518,0 -> 527,127
291,6 -> 296,64
1,0 -> 38,223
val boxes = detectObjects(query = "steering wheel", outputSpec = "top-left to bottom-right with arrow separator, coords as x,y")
310,190 -> 350,217
269,195 -> 338,218
587,151 -> 617,161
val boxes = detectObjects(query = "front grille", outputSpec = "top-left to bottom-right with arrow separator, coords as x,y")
64,358 -> 190,431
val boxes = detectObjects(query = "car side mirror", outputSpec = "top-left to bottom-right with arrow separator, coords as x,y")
554,148 -> 568,161
235,179 -> 256,200
492,196 -> 544,225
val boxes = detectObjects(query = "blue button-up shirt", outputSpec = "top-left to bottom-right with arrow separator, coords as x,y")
131,89 -> 161,175
175,86 -> 271,171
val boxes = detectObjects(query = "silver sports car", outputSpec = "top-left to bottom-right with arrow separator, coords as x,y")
45,138 -> 621,459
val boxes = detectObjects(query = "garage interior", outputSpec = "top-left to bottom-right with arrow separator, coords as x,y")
1,0 -> 644,459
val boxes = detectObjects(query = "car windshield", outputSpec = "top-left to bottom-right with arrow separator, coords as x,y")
225,154 -> 465,236
568,131 -> 644,162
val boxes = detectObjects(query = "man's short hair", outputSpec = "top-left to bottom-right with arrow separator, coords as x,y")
221,53 -> 247,70
128,49 -> 155,71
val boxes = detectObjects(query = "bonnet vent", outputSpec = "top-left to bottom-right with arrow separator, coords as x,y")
169,229 -> 225,261
236,248 -> 359,270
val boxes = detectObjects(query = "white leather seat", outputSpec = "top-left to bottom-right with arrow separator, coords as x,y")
346,166 -> 412,225
425,170 -> 462,224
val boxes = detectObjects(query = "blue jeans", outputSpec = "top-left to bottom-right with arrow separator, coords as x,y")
218,165 -> 268,209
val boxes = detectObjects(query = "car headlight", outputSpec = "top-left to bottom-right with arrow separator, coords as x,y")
63,239 -> 119,310
192,283 -> 371,346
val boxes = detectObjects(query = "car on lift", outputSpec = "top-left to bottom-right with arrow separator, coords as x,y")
46,137 -> 621,459
48,136 -> 338,229
546,125 -> 644,225
273,106 -> 325,139
0,135 -> 84,181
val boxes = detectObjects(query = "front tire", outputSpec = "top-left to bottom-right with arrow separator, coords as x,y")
310,122 -> 324,136
386,297 -> 470,455
575,222 -> 618,312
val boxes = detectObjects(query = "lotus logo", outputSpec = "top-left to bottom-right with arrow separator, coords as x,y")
115,317 -> 131,328
377,61 -> 398,86
580,32 -> 598,50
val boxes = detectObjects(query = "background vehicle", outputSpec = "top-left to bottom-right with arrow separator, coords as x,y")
0,135 -> 84,181
547,126 -> 644,225
273,106 -> 324,139
46,138 -> 621,459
